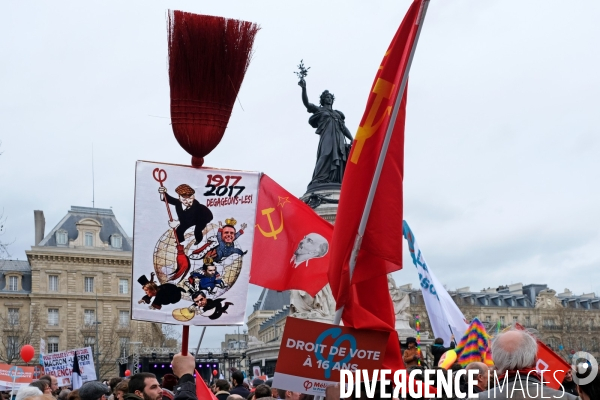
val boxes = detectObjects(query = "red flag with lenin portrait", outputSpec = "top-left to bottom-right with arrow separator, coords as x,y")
249,174 -> 333,296
328,0 -> 428,371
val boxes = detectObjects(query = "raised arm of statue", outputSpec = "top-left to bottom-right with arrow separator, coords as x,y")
299,78 -> 318,113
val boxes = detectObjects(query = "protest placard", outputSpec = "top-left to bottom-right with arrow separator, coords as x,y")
132,161 -> 259,326
0,364 -> 35,391
272,317 -> 390,396
42,347 -> 96,386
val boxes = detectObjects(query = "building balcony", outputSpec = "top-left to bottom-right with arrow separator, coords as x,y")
81,322 -> 100,331
541,325 -> 563,331
522,324 -> 538,329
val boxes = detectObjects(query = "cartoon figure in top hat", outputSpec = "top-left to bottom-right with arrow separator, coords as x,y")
138,273 -> 185,310
158,184 -> 213,245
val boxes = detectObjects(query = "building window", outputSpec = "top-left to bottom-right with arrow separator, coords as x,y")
119,337 -> 129,357
84,277 -> 94,293
49,275 -> 59,292
48,336 -> 59,353
48,309 -> 59,326
500,316 -> 505,325
512,316 -> 518,324
543,318 -> 555,327
7,336 -> 18,359
118,279 -> 129,295
8,276 -> 18,291
119,310 -> 129,327
485,316 -> 491,322
83,336 -> 96,348
85,232 -> 94,247
56,230 -> 68,245
8,308 -> 19,326
84,309 -> 95,326
525,316 -> 531,326
111,235 -> 122,249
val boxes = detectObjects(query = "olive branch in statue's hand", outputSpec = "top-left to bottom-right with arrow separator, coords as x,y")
295,59 -> 310,82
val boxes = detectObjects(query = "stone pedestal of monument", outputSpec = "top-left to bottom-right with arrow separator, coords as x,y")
300,183 -> 341,224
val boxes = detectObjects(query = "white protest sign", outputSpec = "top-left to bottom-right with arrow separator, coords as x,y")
42,347 -> 96,386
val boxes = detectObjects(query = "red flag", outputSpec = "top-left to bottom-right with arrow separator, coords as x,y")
329,0 -> 424,309
535,341 -> 571,390
328,0 -> 427,370
249,174 -> 333,296
195,371 -> 218,400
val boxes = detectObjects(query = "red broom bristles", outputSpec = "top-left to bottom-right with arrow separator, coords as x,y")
167,11 -> 259,165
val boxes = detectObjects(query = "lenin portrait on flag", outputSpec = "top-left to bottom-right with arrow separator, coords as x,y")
290,233 -> 329,267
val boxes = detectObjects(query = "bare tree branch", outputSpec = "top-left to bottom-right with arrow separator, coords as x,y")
76,317 -> 133,381
0,305 -> 41,364
162,324 -> 182,348
0,210 -> 12,261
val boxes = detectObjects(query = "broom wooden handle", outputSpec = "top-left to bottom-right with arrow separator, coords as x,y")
182,325 -> 189,356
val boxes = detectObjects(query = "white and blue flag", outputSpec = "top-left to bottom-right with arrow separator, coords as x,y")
402,221 -> 468,347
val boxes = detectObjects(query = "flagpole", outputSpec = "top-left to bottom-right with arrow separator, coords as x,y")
194,327 -> 207,356
333,0 -> 430,325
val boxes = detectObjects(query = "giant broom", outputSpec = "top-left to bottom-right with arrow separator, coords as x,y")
167,9 -> 259,351
168,10 -> 259,167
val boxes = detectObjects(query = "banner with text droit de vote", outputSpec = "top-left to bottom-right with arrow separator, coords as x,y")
0,364 -> 36,391
272,317 -> 389,396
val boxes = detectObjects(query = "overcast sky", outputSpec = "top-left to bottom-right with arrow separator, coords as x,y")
1,0 -> 599,349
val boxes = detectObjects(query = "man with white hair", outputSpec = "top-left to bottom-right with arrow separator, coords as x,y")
478,330 -> 577,399
16,387 -> 43,400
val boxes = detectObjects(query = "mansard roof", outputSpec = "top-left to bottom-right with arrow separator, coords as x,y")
252,288 -> 290,312
0,259 -> 31,273
37,206 -> 132,251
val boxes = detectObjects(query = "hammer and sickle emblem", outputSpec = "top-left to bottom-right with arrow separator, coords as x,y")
255,207 -> 284,240
350,78 -> 395,164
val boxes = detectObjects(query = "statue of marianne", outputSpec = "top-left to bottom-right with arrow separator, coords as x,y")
299,78 -> 353,187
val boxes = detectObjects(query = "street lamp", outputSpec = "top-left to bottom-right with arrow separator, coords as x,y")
94,290 -> 102,377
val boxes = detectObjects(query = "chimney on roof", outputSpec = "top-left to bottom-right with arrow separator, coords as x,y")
34,210 -> 45,245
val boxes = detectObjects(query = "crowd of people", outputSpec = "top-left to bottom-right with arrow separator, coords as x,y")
325,329 -> 600,400
207,372 -> 309,400
5,329 -> 600,400
4,354 -> 310,400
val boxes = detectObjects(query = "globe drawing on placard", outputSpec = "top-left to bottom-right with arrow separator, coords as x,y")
153,229 -> 180,284
153,222 -> 244,299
